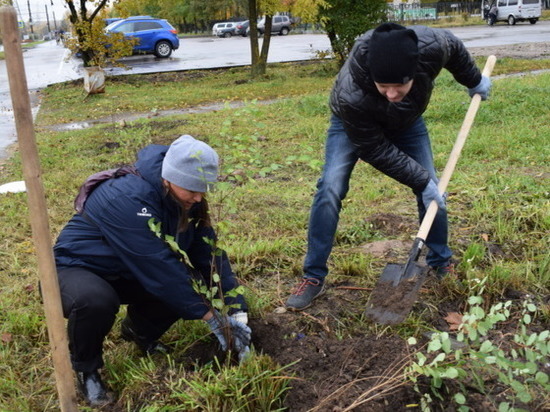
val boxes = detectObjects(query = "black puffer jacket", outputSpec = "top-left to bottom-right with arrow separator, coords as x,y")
330,25 -> 481,192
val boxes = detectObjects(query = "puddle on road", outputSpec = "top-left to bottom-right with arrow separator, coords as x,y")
56,122 -> 92,131
46,99 -> 278,132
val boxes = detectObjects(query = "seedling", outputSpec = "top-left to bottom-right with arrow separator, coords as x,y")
407,293 -> 550,411
148,218 -> 246,355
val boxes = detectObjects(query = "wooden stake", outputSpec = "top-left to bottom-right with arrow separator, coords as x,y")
0,6 -> 78,411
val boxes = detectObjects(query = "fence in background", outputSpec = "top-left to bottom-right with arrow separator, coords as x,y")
389,1 -> 485,21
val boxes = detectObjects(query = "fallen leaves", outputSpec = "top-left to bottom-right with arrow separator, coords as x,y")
444,312 -> 463,331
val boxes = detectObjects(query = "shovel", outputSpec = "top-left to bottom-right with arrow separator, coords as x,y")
365,55 -> 497,325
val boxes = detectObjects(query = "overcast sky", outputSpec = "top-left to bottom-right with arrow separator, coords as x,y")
12,0 -> 70,24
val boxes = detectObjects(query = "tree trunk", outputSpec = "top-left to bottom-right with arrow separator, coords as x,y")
258,15 -> 272,72
83,66 -> 105,94
248,0 -> 261,77
326,26 -> 345,67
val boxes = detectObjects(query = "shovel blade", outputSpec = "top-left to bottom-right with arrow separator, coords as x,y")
365,263 -> 427,325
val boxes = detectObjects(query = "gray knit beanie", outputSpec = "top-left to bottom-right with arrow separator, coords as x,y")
161,135 -> 219,192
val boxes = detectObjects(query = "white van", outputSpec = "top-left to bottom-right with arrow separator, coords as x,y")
495,0 -> 541,25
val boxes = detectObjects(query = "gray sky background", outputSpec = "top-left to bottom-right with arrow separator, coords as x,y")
12,0 -> 70,25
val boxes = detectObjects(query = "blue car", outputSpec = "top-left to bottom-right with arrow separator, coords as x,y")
106,16 -> 179,58
103,17 -> 122,26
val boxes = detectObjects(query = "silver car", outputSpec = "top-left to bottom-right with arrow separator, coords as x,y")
212,22 -> 239,38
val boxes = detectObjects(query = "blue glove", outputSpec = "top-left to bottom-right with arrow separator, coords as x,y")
421,180 -> 446,211
468,75 -> 491,100
206,311 -> 252,359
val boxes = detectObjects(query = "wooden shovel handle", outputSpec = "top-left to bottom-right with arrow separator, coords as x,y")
0,6 -> 78,411
417,55 -> 497,241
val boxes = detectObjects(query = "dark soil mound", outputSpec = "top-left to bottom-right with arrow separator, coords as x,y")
249,292 -> 420,411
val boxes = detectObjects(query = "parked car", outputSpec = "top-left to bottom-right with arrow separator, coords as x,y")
494,0 -> 541,24
253,15 -> 292,36
212,22 -> 239,38
103,18 -> 122,26
235,20 -> 250,36
105,16 -> 179,58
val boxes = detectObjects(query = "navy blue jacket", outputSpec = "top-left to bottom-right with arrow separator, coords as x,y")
54,144 -> 246,319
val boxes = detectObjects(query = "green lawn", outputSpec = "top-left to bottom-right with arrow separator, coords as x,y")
0,56 -> 549,411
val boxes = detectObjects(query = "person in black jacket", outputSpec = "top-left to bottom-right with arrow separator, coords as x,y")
488,4 -> 499,25
54,135 -> 250,406
286,23 -> 491,311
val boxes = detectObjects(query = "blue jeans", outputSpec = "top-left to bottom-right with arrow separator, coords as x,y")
303,114 -> 452,281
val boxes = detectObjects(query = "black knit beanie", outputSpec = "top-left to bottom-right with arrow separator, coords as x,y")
367,23 -> 419,84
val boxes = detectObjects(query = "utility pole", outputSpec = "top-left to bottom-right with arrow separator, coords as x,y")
26,0 -> 33,34
51,0 -> 58,29
45,5 -> 51,33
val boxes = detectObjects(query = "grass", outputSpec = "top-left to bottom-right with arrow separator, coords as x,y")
1,54 -> 549,410
37,62 -> 336,125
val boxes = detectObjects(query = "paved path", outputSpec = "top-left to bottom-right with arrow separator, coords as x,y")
0,42 -> 79,158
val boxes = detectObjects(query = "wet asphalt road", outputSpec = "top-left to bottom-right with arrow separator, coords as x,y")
1,21 -> 549,160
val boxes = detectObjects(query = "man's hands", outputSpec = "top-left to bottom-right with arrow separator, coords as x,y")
468,75 -> 492,100
421,180 -> 446,211
206,311 -> 251,361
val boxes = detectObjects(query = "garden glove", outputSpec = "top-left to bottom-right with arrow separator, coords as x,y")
467,75 -> 491,100
206,311 -> 252,360
421,179 -> 446,211
230,311 -> 249,325
230,311 -> 251,361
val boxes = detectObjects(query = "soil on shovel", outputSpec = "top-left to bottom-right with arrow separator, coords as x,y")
370,278 -> 417,311
365,265 -> 428,325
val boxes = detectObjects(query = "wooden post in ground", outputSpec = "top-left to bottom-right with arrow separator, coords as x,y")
0,6 -> 78,412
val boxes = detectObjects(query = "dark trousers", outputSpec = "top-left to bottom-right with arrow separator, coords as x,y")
57,267 -> 180,373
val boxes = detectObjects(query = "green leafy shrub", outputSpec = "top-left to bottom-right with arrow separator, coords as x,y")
407,294 -> 550,411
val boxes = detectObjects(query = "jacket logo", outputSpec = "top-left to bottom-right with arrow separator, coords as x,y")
137,207 -> 152,217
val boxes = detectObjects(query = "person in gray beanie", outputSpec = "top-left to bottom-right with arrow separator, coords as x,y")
286,22 -> 492,311
53,135 -> 250,406
162,134 -> 219,193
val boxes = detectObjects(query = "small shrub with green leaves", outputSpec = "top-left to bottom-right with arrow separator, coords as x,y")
148,218 -> 245,316
407,293 -> 550,411
218,102 -> 322,184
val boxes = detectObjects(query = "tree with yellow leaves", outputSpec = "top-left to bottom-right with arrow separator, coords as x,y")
64,0 -> 136,68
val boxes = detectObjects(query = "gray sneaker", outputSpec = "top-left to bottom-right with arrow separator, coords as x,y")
286,278 -> 326,311
430,261 -> 457,279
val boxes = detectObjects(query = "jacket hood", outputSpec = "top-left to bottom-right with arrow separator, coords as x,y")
134,144 -> 182,216
135,144 -> 168,196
